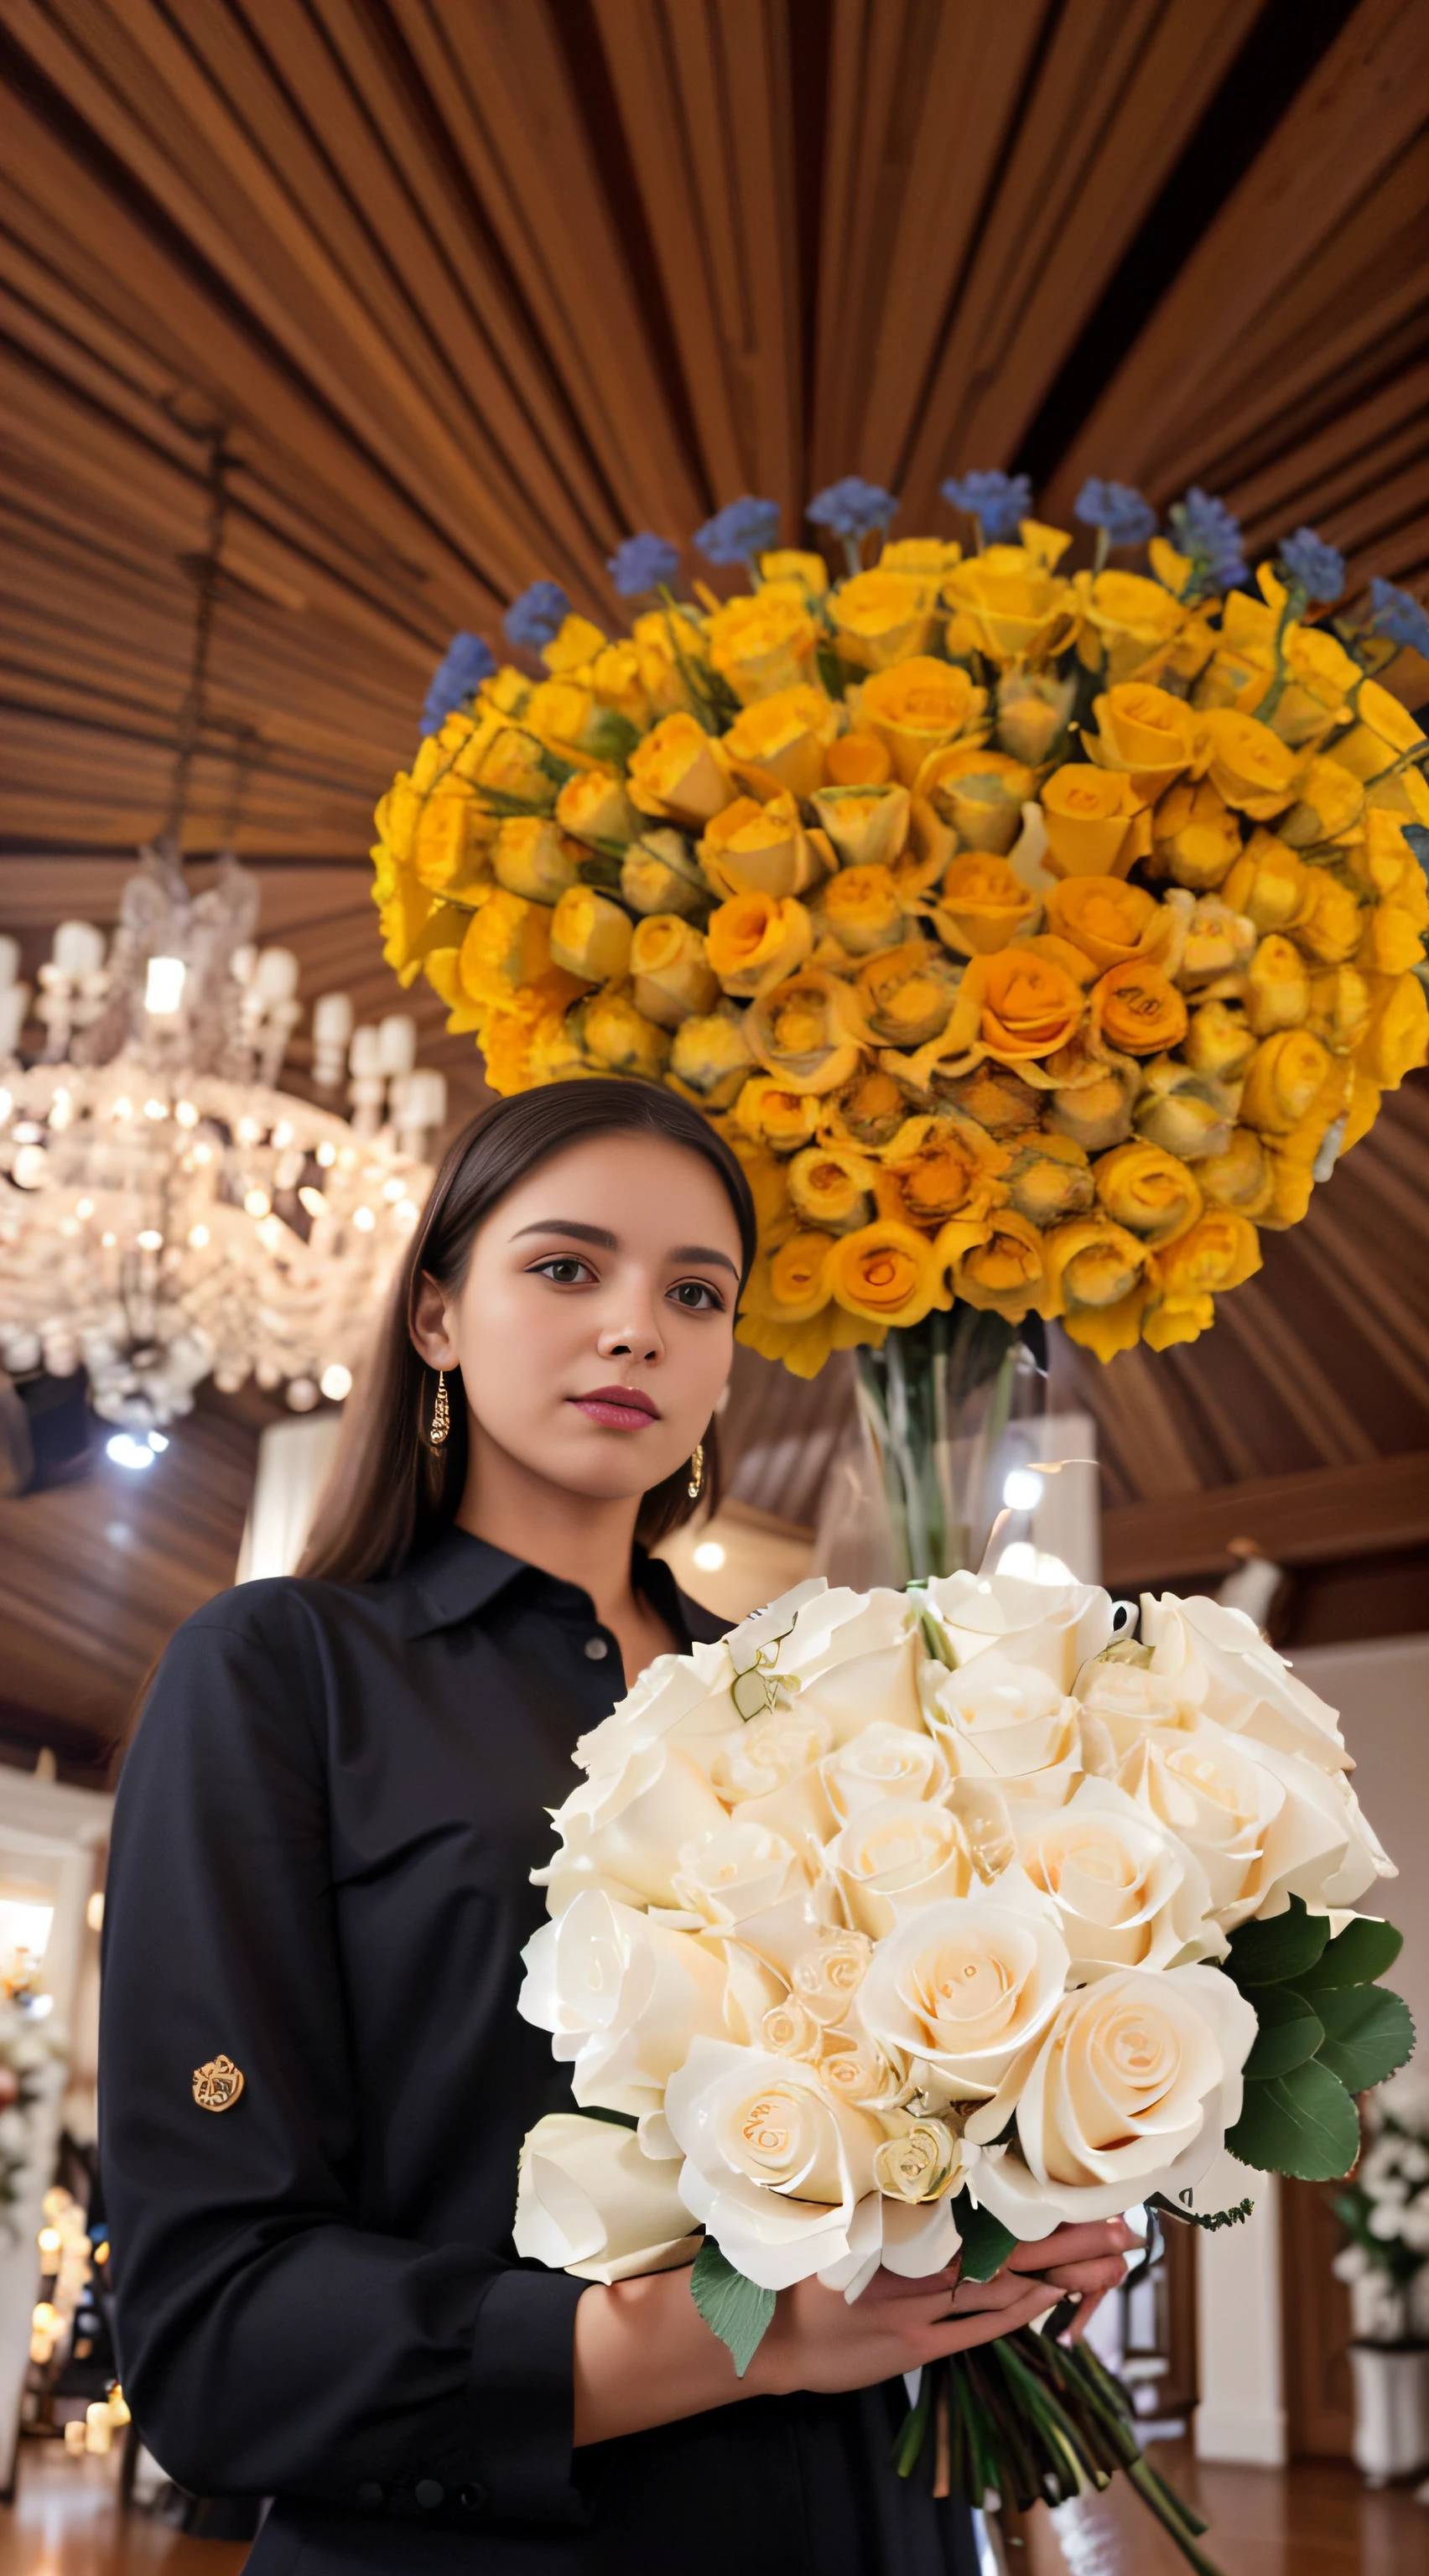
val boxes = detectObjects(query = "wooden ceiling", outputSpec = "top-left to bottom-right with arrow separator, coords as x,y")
1,0 -> 1427,1760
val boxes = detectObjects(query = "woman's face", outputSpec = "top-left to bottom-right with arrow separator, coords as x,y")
413,1132 -> 742,1505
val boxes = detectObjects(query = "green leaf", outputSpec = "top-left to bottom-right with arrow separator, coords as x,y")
958,2198 -> 1020,2283
1241,1986 -> 1323,2081
689,2240 -> 775,2379
1291,1915 -> 1403,1992
1224,1893 -> 1329,1987
1312,1985 -> 1415,2093
1226,2058 -> 1360,2180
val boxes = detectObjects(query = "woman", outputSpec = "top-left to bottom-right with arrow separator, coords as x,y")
101,1079 -> 1131,2576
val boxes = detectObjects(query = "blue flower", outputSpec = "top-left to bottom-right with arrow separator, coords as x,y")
694,496 -> 782,567
503,580 -> 571,652
418,630 -> 496,735
608,532 -> 680,596
1168,487 -> 1247,592
807,476 -> 901,541
1279,527 -> 1344,605
1369,579 -> 1429,660
1073,479 -> 1157,548
939,470 -> 1031,542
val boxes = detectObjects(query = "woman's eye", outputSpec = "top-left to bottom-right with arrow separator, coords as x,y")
533,1256 -> 594,1285
669,1280 -> 722,1311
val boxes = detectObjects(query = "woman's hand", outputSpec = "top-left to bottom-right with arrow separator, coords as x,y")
572,2217 -> 1135,2444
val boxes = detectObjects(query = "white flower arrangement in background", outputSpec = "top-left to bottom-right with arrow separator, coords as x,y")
1334,2069 -> 1429,2346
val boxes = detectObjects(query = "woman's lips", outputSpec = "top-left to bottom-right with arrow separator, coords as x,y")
569,1386 -> 663,1431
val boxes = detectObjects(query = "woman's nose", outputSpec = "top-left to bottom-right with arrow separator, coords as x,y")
596,1293 -> 663,1365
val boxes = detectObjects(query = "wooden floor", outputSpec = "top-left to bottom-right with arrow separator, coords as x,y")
2,2433 -> 1426,2575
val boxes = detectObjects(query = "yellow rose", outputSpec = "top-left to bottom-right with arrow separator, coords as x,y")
700,791 -> 823,901
874,1114 -> 1006,1241
705,891 -> 813,996
554,767 -> 642,849
474,667 -> 532,720
1143,1212 -> 1262,1350
940,546 -> 1078,664
1183,998 -> 1258,1082
1150,779 -> 1242,890
525,677 -> 635,768
628,713 -> 735,827
1083,683 -> 1198,799
828,1221 -> 947,1327
621,828 -> 708,918
1193,709 -> 1302,818
824,733 -> 894,787
459,889 -> 571,1006
1194,1128 -> 1275,1218
1239,1029 -> 1333,1133
547,886 -> 634,985
492,817 -> 584,905
810,783 -> 912,870
1342,1066 -> 1383,1152
929,853 -> 1037,958
1266,619 -> 1363,749
722,685 -> 844,801
377,872 -> 462,986
631,603 -> 707,667
855,941 -> 963,1051
825,1068 -> 908,1149
959,948 -> 1086,1060
939,1063 -> 1044,1138
1043,875 -> 1162,974
1306,965 -> 1374,1055
1358,902 -> 1426,976
1004,1132 -> 1095,1227
480,997 -> 548,1096
758,549 -> 829,597
1356,972 -> 1429,1090
1074,568 -> 1203,688
1294,871 -> 1363,966
787,1145 -> 878,1233
732,1074 -> 823,1153
578,986 -> 670,1079
538,613 -> 605,677
589,638 -> 685,730
1325,678 -> 1426,789
1279,756 -> 1365,849
736,1233 -> 873,1380
1040,1218 -> 1157,1362
725,1138 -> 791,1240
667,1006 -> 756,1109
1177,893 -> 1257,988
706,585 -> 820,704
461,720 -> 566,813
746,967 -> 867,1093
1094,958 -> 1188,1057
995,666 -> 1078,765
1131,1060 -> 1234,1163
1046,1062 -> 1139,1154
1039,766 -> 1149,880
629,915 -> 719,1028
855,657 -> 988,786
1093,1140 -> 1202,1248
815,864 -> 906,958
950,1210 -> 1047,1323
1348,808 -> 1424,901
915,746 -> 1036,855
1245,934 -> 1311,1035
411,787 -> 500,900
829,569 -> 940,671
880,538 -> 961,578
1221,832 -> 1311,932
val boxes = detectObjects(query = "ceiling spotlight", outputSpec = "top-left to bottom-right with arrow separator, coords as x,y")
106,1433 -> 155,1472
1002,1467 -> 1044,1513
692,1540 -> 726,1572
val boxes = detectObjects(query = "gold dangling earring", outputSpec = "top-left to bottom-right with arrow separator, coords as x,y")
687,1439 -> 704,1501
429,1368 -> 450,1449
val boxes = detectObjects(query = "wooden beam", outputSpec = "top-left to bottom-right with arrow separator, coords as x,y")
1101,1452 -> 1429,1589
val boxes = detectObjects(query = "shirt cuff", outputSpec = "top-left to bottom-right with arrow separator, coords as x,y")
466,2264 -> 590,2524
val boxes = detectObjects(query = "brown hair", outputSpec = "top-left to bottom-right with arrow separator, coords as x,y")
299,1078 -> 757,1586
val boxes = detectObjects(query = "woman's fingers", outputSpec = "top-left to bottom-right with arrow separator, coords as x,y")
922,2283 -> 1060,2361
1004,2219 -> 1137,2272
1039,2253 -> 1130,2298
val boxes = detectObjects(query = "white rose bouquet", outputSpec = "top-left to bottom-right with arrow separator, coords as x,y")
515,1571 -> 1411,2566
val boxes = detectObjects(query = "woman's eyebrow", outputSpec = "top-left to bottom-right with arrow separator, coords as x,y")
669,1243 -> 739,1276
511,1218 -> 618,1248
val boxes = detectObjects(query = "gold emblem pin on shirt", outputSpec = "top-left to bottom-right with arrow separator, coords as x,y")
192,2054 -> 245,2112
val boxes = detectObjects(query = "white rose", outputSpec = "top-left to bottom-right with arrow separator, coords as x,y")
535,1739 -> 729,1914
663,2035 -> 881,2290
825,1799 -> 974,1938
789,1926 -> 876,2026
1074,1651 -> 1192,1747
923,1568 -> 1119,1690
968,1963 -> 1257,2232
518,1892 -> 729,2114
1141,1593 -> 1354,1774
924,1654 -> 1080,1802
822,1722 -> 949,1821
513,2111 -> 699,2282
711,1710 -> 831,1802
856,1875 -> 1069,2101
1120,1720 -> 1386,1929
575,1633 -> 736,1779
816,2026 -> 908,2111
671,1819 -> 835,1977
1016,1777 -> 1222,1975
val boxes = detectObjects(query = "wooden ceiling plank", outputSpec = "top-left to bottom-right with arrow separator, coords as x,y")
714,0 -> 802,511
1213,1283 -> 1380,1467
1100,1450 -> 1429,1588
1045,0 -> 1428,512
1224,362 -> 1429,528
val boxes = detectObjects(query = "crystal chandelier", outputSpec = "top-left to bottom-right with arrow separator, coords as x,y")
0,437 -> 444,1432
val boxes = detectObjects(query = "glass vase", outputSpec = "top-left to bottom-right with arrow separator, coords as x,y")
853,1306 -> 1048,1586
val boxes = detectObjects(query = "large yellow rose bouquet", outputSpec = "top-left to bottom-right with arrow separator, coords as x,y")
372,475 -> 1429,1572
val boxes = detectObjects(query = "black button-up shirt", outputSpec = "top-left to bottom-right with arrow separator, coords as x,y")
101,1528 -> 974,2576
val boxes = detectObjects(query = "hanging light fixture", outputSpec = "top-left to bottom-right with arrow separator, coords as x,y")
0,434 -> 444,1431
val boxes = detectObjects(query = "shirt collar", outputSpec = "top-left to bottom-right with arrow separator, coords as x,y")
387,1522 -> 708,1648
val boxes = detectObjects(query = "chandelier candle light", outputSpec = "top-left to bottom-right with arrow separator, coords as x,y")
371,473 -> 1429,1577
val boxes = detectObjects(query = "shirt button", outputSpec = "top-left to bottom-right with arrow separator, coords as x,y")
414,2480 -> 444,2511
583,1635 -> 609,1660
457,2485 -> 489,2515
356,2483 -> 383,2511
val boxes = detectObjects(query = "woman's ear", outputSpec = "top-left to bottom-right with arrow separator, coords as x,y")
410,1270 -> 459,1368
